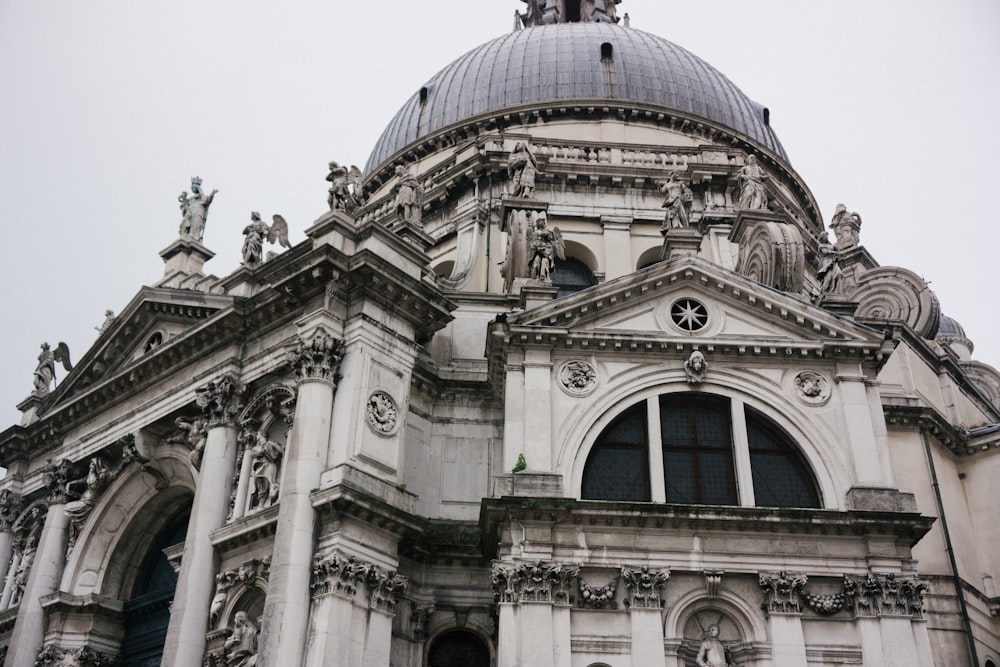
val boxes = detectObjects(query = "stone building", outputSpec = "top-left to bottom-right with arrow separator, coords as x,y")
2,2 -> 999,666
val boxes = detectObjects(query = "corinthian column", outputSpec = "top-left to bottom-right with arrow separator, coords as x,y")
0,490 -> 24,588
162,374 -> 244,667
257,327 -> 343,667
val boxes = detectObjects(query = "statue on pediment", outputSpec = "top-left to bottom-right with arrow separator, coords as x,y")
242,212 -> 291,266
507,142 -> 539,198
659,171 -> 693,230
179,177 -> 218,242
394,165 -> 425,225
32,342 -> 72,397
829,203 -> 862,251
327,161 -> 364,211
528,213 -> 565,282
812,232 -> 844,304
94,310 -> 116,334
737,155 -> 768,210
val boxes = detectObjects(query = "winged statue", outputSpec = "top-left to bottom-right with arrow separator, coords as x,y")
33,341 -> 73,397
527,213 -> 565,283
242,212 -> 291,265
326,161 -> 364,211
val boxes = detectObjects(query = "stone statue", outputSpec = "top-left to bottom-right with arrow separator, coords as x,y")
176,416 -> 209,468
659,172 -> 693,230
829,203 -> 862,250
241,212 -> 291,266
180,177 -> 218,242
519,0 -> 548,27
224,611 -> 259,667
737,155 -> 768,210
813,232 -> 844,303
507,142 -> 539,198
210,571 -> 236,628
527,213 -> 565,282
94,310 -> 116,334
394,165 -> 424,225
32,342 -> 72,397
684,350 -> 708,384
326,161 -> 364,211
245,430 -> 283,510
696,625 -> 730,667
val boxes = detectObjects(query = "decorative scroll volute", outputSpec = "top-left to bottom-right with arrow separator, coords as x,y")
287,328 -> 345,384
196,374 -> 246,427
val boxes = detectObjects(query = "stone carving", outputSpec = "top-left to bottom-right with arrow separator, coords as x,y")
410,602 -> 435,640
696,624 -> 730,667
500,209 -> 532,292
32,342 -> 73,397
737,154 -> 768,210
758,571 -> 807,615
326,161 -> 364,211
578,572 -> 618,609
196,374 -> 246,427
368,569 -> 409,613
394,165 -> 425,225
241,212 -> 290,266
491,561 -> 578,605
34,644 -> 119,666
178,176 -> 218,241
811,232 -> 844,304
366,391 -> 399,435
800,589 -> 846,616
507,142 -> 539,198
704,570 -> 724,599
527,213 -> 565,282
659,172 -> 693,230
518,0 -> 551,28
621,565 -> 669,609
6,505 -> 46,609
175,415 -> 210,469
0,490 -> 24,532
850,266 -> 941,339
241,429 -> 284,511
736,220 -> 805,293
311,552 -> 371,598
210,558 -> 271,629
684,351 -> 708,384
829,203 -> 862,251
43,459 -> 75,505
94,310 -> 116,335
287,328 -> 345,384
558,360 -> 597,396
223,611 -> 259,667
794,371 -> 829,404
843,573 -> 927,619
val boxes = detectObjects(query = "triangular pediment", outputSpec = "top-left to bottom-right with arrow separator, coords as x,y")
504,256 -> 884,349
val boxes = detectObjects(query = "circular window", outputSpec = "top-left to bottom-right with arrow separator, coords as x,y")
670,298 -> 708,332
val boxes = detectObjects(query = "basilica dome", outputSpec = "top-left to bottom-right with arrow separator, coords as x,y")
365,21 -> 785,175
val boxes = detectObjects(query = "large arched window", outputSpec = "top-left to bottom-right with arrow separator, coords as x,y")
582,394 -> 821,508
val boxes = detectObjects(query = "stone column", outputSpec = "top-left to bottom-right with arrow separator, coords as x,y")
758,572 -> 808,667
6,463 -> 73,667
492,561 -> 577,667
162,374 -> 244,667
844,572 -> 929,667
622,566 -> 668,666
0,490 -> 24,592
257,327 -> 343,667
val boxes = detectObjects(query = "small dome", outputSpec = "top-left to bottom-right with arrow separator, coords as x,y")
365,22 -> 785,174
937,314 -> 974,354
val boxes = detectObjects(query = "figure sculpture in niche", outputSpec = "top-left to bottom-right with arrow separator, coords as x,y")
829,203 -> 862,251
326,161 -> 363,211
659,171 -> 693,230
812,232 -> 844,303
507,142 -> 539,198
32,342 -> 73,397
737,155 -> 768,210
241,212 -> 291,266
224,611 -> 259,667
685,350 -> 708,384
696,625 -> 731,667
180,177 -> 218,242
394,165 -> 425,225
527,213 -> 565,282
245,429 -> 283,510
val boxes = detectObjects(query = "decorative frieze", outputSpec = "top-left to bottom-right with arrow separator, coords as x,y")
578,572 -> 618,609
800,590 -> 847,616
843,573 -> 927,619
491,561 -> 578,605
758,571 -> 807,615
621,565 -> 669,609
34,643 -> 118,666
196,374 -> 246,427
287,328 -> 345,383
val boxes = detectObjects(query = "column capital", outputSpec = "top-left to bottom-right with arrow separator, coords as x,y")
758,571 -> 807,615
844,572 -> 927,619
287,328 -> 345,384
42,459 -> 75,505
196,373 -> 246,427
621,565 -> 669,609
491,560 -> 578,605
0,490 -> 24,532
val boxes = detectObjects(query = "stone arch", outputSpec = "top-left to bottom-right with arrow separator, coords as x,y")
425,627 -> 493,667
665,588 -> 767,667
222,584 -> 266,630
564,238 -> 599,277
635,245 -> 663,270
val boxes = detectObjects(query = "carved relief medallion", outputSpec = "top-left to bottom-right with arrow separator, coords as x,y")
794,370 -> 831,405
558,360 -> 597,397
366,390 -> 399,435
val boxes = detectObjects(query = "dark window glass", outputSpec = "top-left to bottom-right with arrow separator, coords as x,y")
428,630 -> 491,667
660,395 -> 737,505
746,409 -> 821,508
582,403 -> 650,501
552,258 -> 595,297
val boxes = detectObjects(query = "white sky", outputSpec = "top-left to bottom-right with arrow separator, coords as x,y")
1,0 -> 998,426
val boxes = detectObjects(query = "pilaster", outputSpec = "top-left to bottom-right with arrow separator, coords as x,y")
491,560 -> 577,667
758,571 -> 808,667
622,565 -> 669,665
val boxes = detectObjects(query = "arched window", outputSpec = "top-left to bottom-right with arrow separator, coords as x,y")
581,394 -> 821,508
553,257 -> 596,297
427,630 -> 490,667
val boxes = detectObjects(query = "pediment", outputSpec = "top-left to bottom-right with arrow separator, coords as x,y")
505,256 -> 884,349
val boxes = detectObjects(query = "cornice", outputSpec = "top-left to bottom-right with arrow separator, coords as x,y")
882,399 -> 1000,457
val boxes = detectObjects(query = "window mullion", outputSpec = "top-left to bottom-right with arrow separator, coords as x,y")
646,397 -> 667,503
730,399 -> 756,506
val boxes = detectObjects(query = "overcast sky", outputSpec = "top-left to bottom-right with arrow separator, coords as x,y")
1,0 -> 998,426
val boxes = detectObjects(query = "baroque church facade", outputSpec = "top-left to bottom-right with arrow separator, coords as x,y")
2,2 -> 999,665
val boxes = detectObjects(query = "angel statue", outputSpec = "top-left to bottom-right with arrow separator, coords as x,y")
32,342 -> 73,397
326,161 -> 364,211
527,213 -> 565,283
394,165 -> 425,225
241,212 -> 291,266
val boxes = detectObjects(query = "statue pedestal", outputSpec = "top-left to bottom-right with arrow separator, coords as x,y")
16,394 -> 42,426
389,216 -> 435,251
159,238 -> 215,277
517,280 -> 558,310
817,294 -> 859,317
660,227 -> 703,260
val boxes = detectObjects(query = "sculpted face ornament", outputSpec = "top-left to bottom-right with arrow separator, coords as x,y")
794,371 -> 830,404
685,351 -> 708,384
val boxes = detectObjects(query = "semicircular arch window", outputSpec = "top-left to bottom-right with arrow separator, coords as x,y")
553,258 -> 596,298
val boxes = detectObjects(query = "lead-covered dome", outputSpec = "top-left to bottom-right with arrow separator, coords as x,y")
365,22 -> 785,174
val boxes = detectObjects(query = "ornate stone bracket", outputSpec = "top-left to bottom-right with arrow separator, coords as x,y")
491,560 -> 579,605
410,602 -> 436,640
35,643 -> 118,666
311,551 -> 408,613
196,374 -> 246,427
758,571 -> 807,615
621,565 -> 669,609
287,328 -> 345,384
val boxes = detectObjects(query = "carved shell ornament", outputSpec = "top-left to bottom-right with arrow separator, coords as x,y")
558,360 -> 597,396
366,390 -> 399,435
794,370 -> 830,405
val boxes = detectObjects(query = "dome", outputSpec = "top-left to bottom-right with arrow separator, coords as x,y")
365,22 -> 786,175
937,314 -> 974,353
